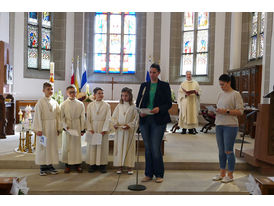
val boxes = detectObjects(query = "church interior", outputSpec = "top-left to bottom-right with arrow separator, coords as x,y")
1,10 -> 274,197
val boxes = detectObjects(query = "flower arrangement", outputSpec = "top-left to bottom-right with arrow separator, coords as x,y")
52,90 -> 64,105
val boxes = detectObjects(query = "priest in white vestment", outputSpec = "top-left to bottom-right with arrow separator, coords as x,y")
178,71 -> 201,134
86,87 -> 111,173
111,87 -> 139,175
33,82 -> 61,176
60,85 -> 86,173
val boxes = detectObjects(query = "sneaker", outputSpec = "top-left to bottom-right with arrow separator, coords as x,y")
48,166 -> 59,175
155,177 -> 164,183
116,169 -> 122,174
77,167 -> 83,173
88,165 -> 96,173
212,175 -> 224,181
64,167 -> 71,174
221,176 -> 233,183
40,170 -> 47,176
141,176 -> 152,182
127,170 -> 134,175
99,165 -> 107,173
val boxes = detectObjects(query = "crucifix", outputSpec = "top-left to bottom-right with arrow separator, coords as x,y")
109,77 -> 118,100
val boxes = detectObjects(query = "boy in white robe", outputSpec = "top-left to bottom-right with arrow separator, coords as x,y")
86,87 -> 111,173
33,82 -> 61,176
60,85 -> 86,173
112,87 -> 139,175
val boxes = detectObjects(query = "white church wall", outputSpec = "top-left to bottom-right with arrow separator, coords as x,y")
13,12 -> 74,100
0,12 -> 9,43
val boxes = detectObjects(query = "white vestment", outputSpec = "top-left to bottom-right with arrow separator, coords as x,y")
85,100 -> 111,165
178,79 -> 201,129
60,98 -> 85,165
33,97 -> 61,165
111,102 -> 139,168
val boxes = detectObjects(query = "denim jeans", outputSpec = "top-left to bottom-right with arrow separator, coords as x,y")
139,116 -> 166,178
216,125 -> 238,172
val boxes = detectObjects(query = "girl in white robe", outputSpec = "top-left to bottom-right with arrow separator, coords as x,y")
33,82 -> 61,176
60,85 -> 86,173
86,87 -> 111,173
112,87 -> 139,175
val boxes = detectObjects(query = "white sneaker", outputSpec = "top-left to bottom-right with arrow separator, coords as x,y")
116,170 -> 122,174
221,176 -> 233,183
212,175 -> 224,181
128,170 -> 133,175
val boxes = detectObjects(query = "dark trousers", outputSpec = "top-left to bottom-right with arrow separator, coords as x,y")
140,116 -> 166,178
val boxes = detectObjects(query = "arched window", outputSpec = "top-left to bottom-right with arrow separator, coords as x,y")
248,12 -> 265,61
27,12 -> 52,70
181,12 -> 209,75
93,12 -> 136,74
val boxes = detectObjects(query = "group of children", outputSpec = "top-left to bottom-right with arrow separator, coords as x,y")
33,82 -> 139,176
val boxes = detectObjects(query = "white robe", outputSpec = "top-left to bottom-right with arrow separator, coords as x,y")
111,102 -> 139,168
178,79 -> 201,129
85,100 -> 111,165
33,97 -> 61,165
60,98 -> 85,165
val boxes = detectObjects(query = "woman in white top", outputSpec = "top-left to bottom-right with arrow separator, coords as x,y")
213,74 -> 244,183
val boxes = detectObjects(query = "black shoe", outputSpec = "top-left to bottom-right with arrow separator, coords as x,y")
181,129 -> 187,134
188,129 -> 196,135
88,165 -> 96,173
99,165 -> 107,173
48,165 -> 59,174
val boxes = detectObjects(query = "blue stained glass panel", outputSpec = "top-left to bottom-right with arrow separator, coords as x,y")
124,15 -> 136,34
197,30 -> 208,52
28,12 -> 38,25
41,50 -> 50,70
42,28 -> 51,49
183,31 -> 194,54
28,25 -> 38,48
94,34 -> 107,53
42,12 -> 51,28
110,14 -> 121,34
94,54 -> 106,73
198,12 -> 209,30
109,34 -> 121,53
123,35 -> 136,54
123,54 -> 135,74
28,48 -> 38,68
109,55 -> 121,73
95,13 -> 107,33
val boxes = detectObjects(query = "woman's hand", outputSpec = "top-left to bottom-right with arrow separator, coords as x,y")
216,108 -> 227,114
140,113 -> 147,118
151,107 -> 160,114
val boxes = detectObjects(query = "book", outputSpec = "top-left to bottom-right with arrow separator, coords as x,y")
182,88 -> 196,94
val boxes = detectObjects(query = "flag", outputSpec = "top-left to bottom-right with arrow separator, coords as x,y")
71,58 -> 74,85
146,70 -> 150,82
75,56 -> 81,94
81,53 -> 87,91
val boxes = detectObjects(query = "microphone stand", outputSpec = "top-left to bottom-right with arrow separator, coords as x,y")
128,128 -> 146,191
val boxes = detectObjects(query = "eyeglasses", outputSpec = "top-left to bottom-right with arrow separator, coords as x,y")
69,91 -> 76,94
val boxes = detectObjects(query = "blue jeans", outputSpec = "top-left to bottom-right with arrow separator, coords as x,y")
140,116 -> 166,178
216,125 -> 238,172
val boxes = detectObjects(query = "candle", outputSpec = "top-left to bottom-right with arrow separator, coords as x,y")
86,84 -> 89,94
50,62 -> 55,83
18,109 -> 23,122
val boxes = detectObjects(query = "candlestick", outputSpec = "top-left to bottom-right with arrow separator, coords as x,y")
86,84 -> 89,94
18,109 -> 23,122
50,62 -> 55,83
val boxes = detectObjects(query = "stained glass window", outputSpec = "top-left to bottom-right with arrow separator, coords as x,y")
181,12 -> 210,75
248,12 -> 264,60
93,12 -> 136,74
27,12 -> 52,70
